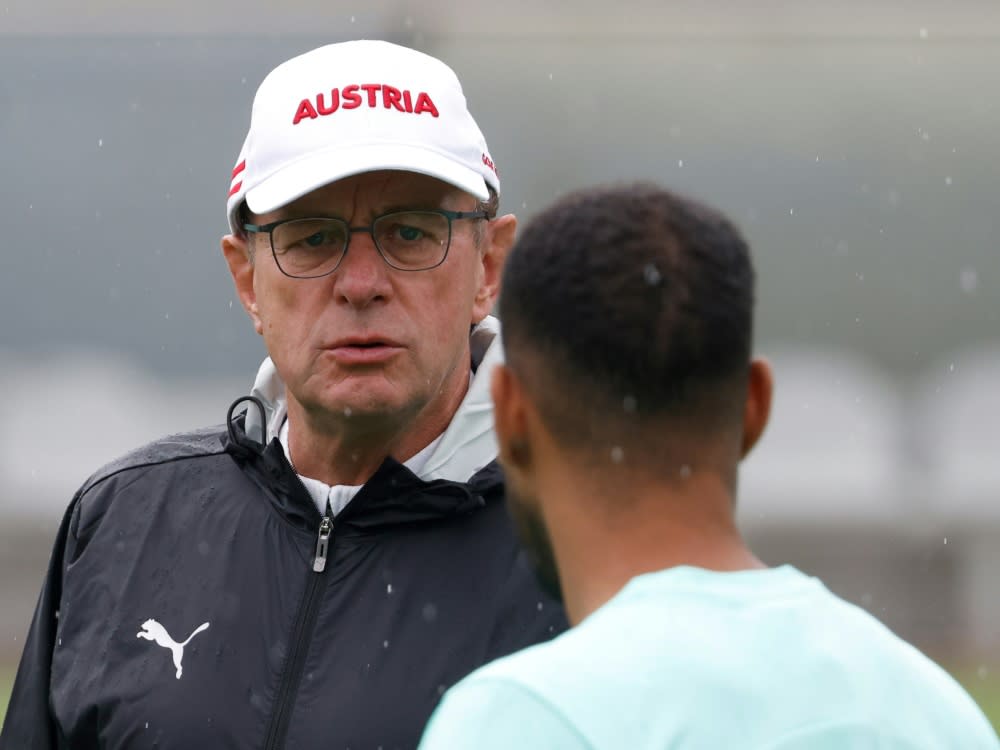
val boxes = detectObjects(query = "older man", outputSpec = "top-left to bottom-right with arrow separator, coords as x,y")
419,183 -> 999,749
1,40 -> 565,750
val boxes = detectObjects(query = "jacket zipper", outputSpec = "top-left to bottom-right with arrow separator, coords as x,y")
262,501 -> 333,750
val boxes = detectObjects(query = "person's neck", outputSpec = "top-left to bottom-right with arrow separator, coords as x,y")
544,468 -> 765,626
283,385 -> 467,487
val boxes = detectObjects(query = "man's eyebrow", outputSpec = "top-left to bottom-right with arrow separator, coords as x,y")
379,201 -> 452,213
267,198 -> 465,223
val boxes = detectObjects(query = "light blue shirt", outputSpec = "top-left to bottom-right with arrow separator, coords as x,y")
419,565 -> 998,749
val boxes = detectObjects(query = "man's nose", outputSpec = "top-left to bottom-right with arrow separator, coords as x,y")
332,230 -> 392,307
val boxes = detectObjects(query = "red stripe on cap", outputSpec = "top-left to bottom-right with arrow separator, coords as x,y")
228,180 -> 243,197
231,160 -> 246,179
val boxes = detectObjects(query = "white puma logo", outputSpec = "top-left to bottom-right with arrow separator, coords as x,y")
137,619 -> 210,679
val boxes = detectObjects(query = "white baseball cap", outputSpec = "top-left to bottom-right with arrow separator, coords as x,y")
226,40 -> 500,234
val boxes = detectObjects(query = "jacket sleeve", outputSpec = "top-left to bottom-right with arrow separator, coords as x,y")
0,497 -> 77,749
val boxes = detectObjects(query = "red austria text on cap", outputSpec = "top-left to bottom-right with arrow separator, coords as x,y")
292,84 -> 440,125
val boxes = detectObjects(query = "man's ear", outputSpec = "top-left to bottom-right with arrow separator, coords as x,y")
740,357 -> 774,459
221,233 -> 263,336
472,213 -> 517,323
491,362 -> 532,472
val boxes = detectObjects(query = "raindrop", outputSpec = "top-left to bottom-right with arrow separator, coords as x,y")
948,363 -> 955,373
623,395 -> 637,413
58,638 -> 62,646
943,537 -> 948,545
548,72 -> 553,80
677,159 -> 684,168
642,263 -> 662,286
944,176 -> 953,186
815,155 -> 820,162
386,583 -> 393,594
382,640 -> 390,648
98,138 -> 103,147
679,464 -> 692,480
344,406 -> 353,417
789,208 -> 794,216
536,601 -> 544,611
960,268 -> 978,294
919,27 -> 929,39
145,722 -> 149,729
350,15 -> 355,22
610,446 -> 624,464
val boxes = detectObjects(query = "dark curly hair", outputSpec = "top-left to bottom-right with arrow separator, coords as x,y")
499,182 -> 756,470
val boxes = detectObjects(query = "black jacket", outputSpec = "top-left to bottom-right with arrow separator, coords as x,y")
1,408 -> 566,749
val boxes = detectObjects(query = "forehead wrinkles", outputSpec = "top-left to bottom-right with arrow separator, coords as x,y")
264,172 -> 474,223
346,172 -> 396,221
356,171 -> 475,211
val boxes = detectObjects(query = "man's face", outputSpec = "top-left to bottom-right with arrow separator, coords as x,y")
225,170 -> 510,434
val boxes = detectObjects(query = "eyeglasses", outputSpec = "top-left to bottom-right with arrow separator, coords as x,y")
242,209 -> 489,279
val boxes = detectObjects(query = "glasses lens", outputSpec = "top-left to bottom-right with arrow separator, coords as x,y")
373,211 -> 450,270
271,219 -> 348,277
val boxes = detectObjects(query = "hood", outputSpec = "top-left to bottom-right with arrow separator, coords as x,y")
244,315 -> 503,484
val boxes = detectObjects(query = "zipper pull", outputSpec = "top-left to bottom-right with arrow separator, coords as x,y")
313,503 -> 333,573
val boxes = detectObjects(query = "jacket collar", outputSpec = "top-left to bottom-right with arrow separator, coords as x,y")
226,424 -> 501,531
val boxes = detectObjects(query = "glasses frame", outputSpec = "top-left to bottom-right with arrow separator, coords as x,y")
243,208 -> 489,279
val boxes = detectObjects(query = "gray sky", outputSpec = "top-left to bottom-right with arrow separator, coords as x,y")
3,0 -> 999,37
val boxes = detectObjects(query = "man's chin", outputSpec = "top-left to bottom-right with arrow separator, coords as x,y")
301,378 -> 410,422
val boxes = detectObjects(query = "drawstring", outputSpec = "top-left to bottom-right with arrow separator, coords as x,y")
226,396 -> 268,452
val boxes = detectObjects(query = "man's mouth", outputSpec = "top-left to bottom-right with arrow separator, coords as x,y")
327,337 -> 403,364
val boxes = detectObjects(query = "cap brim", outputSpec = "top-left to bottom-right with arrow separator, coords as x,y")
245,143 -> 491,216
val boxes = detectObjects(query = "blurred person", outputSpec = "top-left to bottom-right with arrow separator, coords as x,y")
0,40 -> 565,749
418,183 -> 1000,749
